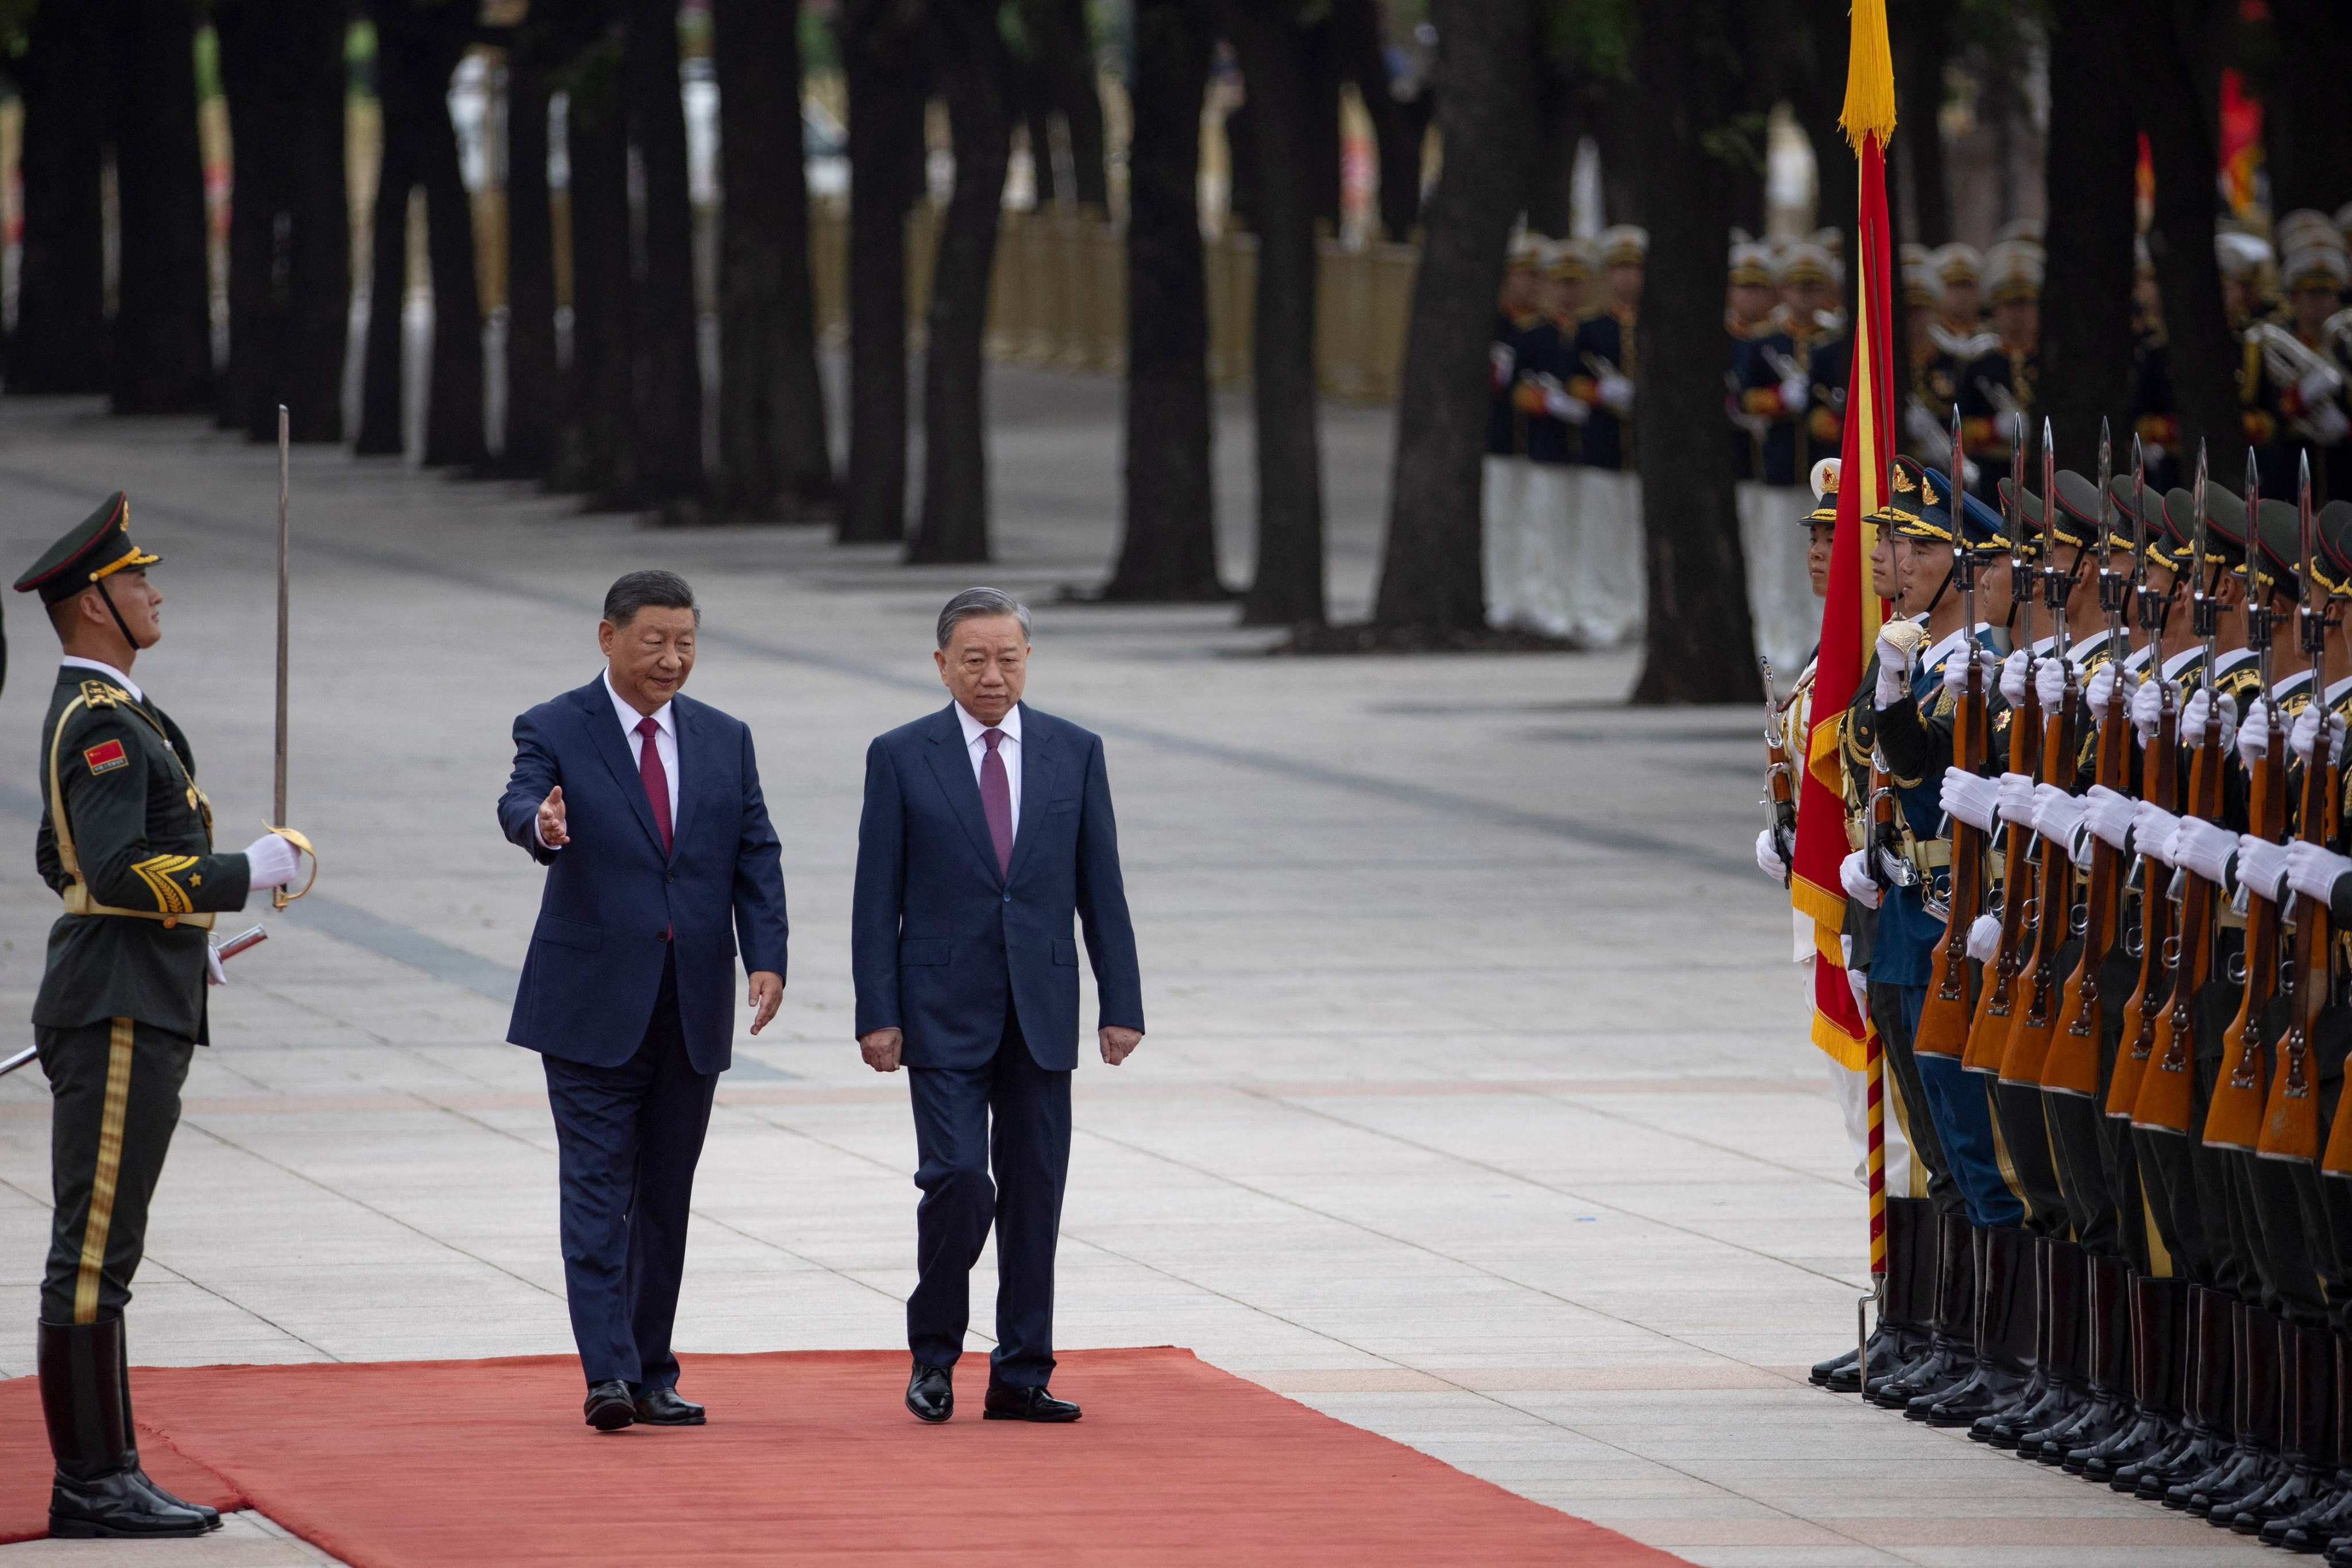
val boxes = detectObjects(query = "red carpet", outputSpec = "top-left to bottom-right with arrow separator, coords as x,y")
1,1349 -> 1685,1564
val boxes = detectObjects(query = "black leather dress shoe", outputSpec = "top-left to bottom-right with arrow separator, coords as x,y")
983,1384 -> 1081,1423
907,1363 -> 953,1424
584,1380 -> 636,1431
632,1387 -> 705,1426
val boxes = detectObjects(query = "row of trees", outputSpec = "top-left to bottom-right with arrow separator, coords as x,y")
3,1 -> 2343,701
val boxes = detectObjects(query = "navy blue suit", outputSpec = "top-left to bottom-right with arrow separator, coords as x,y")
499,675 -> 789,1390
852,702 -> 1142,1386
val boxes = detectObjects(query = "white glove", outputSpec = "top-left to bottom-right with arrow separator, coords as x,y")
1967,913 -> 2002,963
2237,697 -> 2276,763
2180,688 -> 2237,752
2308,401 -> 2350,446
2172,816 -> 2238,886
1875,625 -> 1917,706
1755,825 -> 1787,880
2032,783 -> 2091,863
2135,802 -> 2183,866
2286,839 -> 2352,903
1905,400 -> 1944,453
1779,373 -> 1811,413
242,832 -> 301,891
1995,771 -> 2037,831
2132,675 -> 2175,743
2299,364 -> 2343,410
2000,649 -> 2032,706
2291,704 -> 2347,766
1941,767 -> 2000,833
1840,847 -> 1883,909
1542,385 -> 1593,424
1598,372 -> 1635,414
204,941 -> 227,987
2237,836 -> 2291,904
1847,960 -> 1871,1012
2082,661 -> 2130,719
2084,785 -> 2138,852
2034,657 -> 2069,711
1943,645 -> 1996,695
1490,342 -> 1515,386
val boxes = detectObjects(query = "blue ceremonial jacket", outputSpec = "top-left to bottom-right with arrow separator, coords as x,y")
497,675 -> 790,1074
851,702 -> 1144,1072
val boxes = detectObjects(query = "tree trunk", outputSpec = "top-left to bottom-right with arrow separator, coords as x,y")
1333,0 -> 1422,241
2039,2 -> 2137,468
1787,3 -> 1853,245
109,0 -> 214,414
1584,81 -> 1643,227
1370,0 -> 1532,633
553,36 -> 639,502
283,1 -> 352,443
838,0 -> 926,543
2131,0 -> 2237,468
1630,0 -> 1756,705
1301,17 -> 1343,237
501,45 -> 559,473
12,0 -> 110,393
624,0 -> 705,516
355,22 -> 416,455
213,1 -> 288,434
1024,0 -> 1107,210
2265,0 -> 2352,218
907,0 -> 1012,565
1524,77 -> 1576,237
713,0 -> 835,520
1222,4 -> 1326,626
415,37 -> 486,467
1894,0 -> 1951,246
1106,0 -> 1221,601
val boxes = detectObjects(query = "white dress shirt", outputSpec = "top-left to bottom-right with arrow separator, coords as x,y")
955,701 -> 1022,835
607,673 -> 679,824
60,655 -> 144,705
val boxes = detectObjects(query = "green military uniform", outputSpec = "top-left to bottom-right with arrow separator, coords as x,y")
13,493 -> 299,1540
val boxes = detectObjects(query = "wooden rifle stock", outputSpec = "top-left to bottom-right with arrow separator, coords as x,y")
2134,713 -> 2225,1134
2205,724 -> 2288,1150
1918,654 -> 1991,1057
2264,739 -> 2337,1161
2001,688 -> 2081,1084
2044,668 -> 2135,1096
2109,693 -> 2181,1117
1956,679 -> 2044,1068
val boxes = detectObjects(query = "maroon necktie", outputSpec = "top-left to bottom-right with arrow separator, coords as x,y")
636,715 -> 673,855
980,728 -> 1013,878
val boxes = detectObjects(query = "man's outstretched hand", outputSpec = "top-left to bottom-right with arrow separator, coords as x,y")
747,971 -> 782,1034
860,1027 -> 904,1073
1099,1026 -> 1142,1066
536,786 -> 570,848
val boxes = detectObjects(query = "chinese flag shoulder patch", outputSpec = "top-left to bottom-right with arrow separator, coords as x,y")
83,739 -> 128,776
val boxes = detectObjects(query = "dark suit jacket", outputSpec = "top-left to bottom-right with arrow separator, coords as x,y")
498,675 -> 789,1074
852,702 -> 1142,1071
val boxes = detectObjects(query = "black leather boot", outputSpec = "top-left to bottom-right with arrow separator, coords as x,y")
2177,1304 -> 2283,1516
1973,1233 -> 2061,1447
1873,1210 -> 1978,1409
1820,1197 -> 1932,1395
38,1320 -> 214,1539
110,1319 -> 218,1530
2268,1327 -> 2352,1551
2135,1284 -> 2237,1499
1914,1225 -> 2034,1427
2032,1249 -> 2129,1463
2083,1273 -> 2185,1482
2231,1322 -> 2334,1534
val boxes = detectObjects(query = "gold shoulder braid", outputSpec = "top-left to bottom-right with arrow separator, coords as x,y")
45,695 -> 215,931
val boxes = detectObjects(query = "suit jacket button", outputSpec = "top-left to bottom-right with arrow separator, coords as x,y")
666,872 -> 676,883
1002,892 -> 1010,903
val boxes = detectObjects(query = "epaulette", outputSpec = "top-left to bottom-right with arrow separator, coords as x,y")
78,680 -> 129,710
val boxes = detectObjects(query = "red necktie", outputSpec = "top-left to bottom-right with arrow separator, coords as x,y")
636,716 -> 673,855
980,728 -> 1013,878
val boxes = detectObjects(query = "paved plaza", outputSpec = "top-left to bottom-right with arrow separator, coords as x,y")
0,379 -> 2265,1565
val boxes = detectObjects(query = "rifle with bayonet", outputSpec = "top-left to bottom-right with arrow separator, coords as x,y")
1958,418 -> 2042,1071
2046,422 -> 2131,1097
2005,419 -> 2081,1085
2135,441 -> 2223,1136
2262,451 -> 2330,1161
2208,450 -> 2286,1150
1919,409 -> 1990,1057
2110,438 -> 2179,1120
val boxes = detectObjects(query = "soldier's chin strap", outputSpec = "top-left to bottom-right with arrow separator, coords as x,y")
91,578 -> 148,655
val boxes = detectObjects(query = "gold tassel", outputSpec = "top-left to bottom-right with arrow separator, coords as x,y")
1839,0 -> 1898,150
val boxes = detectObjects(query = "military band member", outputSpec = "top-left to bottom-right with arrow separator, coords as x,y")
1928,243 -> 1991,360
1900,256 -> 1961,465
1959,240 -> 2043,504
2130,241 -> 2183,493
1732,242 -> 1843,678
1563,224 -> 1646,648
1484,232 -> 1550,631
14,494 -> 311,1538
1501,240 -> 1593,639
2247,238 -> 2351,505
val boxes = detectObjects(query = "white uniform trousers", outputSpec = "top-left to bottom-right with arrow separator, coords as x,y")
1574,466 -> 1645,647
1515,461 -> 1581,638
1482,455 -> 1532,629
1737,481 -> 1820,679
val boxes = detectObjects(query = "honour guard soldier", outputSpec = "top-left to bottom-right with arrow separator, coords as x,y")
1565,224 -> 1647,648
14,495 -> 311,1538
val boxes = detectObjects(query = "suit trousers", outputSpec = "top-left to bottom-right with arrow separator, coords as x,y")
542,951 -> 716,1389
905,1002 -> 1073,1389
38,1018 -> 192,1324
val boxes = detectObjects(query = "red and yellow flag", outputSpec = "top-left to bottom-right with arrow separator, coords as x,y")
1791,0 -> 1898,1071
